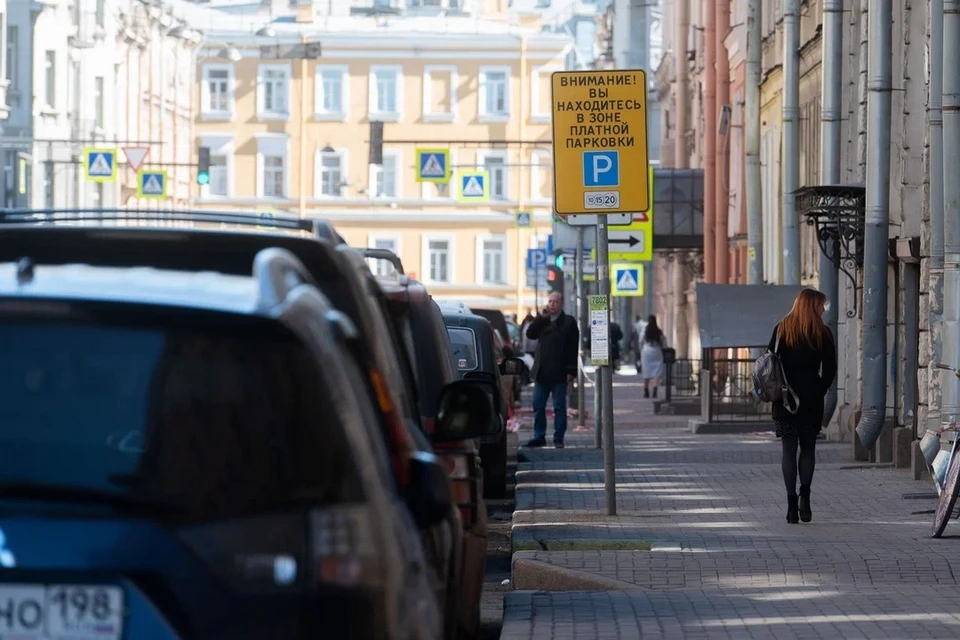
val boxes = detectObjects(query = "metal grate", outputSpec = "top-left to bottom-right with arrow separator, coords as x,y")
707,355 -> 771,423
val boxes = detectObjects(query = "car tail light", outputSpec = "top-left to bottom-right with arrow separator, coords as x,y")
179,506 -> 384,592
438,453 -> 479,528
368,367 -> 411,487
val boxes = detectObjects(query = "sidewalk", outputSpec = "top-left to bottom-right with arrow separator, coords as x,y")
502,377 -> 960,640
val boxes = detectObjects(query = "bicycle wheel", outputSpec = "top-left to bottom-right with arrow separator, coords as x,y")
933,447 -> 960,537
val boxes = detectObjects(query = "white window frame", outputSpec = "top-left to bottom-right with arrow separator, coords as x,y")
422,64 -> 457,122
530,64 -> 561,123
421,148 -> 457,200
368,64 -> 403,122
422,233 -> 455,285
368,149 -> 401,199
201,63 -> 234,120
478,65 -> 511,123
254,133 -> 290,199
477,149 -> 509,201
529,149 -> 553,203
475,233 -> 508,286
198,134 -> 235,199
367,233 -> 402,276
257,63 -> 291,121
315,64 -> 348,121
315,148 -> 349,199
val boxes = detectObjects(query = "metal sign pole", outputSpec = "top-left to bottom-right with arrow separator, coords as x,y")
596,218 -> 617,516
576,228 -> 588,429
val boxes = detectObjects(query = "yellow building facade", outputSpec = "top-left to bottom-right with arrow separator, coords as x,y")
187,4 -> 572,312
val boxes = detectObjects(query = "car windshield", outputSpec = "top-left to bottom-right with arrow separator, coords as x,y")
0,316 -> 359,520
447,327 -> 479,371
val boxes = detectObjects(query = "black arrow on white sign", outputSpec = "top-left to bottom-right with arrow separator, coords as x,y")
609,235 -> 641,247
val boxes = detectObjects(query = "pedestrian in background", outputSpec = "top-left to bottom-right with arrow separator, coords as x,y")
640,315 -> 667,398
633,314 -> 647,372
767,288 -> 837,524
523,292 -> 579,449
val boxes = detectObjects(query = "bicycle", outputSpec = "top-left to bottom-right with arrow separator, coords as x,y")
932,364 -> 960,538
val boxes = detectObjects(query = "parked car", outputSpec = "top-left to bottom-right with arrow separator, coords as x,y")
0,248 -> 494,639
471,308 -> 524,407
442,312 -> 525,500
0,210 -> 470,639
375,271 -> 499,640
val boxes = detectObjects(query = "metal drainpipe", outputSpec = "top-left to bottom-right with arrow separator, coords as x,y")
928,0 -> 945,437
781,0 -> 801,285
854,0 -> 893,449
674,0 -> 689,170
819,0 -> 842,427
745,0 -> 762,286
714,0 -> 730,285
703,0 -> 717,283
941,0 -> 960,433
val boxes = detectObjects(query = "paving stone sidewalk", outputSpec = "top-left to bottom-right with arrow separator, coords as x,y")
501,379 -> 960,639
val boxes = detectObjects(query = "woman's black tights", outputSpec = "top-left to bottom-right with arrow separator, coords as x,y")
781,432 -> 817,494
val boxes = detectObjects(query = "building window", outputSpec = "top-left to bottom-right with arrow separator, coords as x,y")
479,236 -> 506,285
530,65 -> 560,121
478,66 -> 510,120
424,237 -> 452,283
530,150 -> 553,201
422,65 -> 457,121
44,50 -> 56,108
370,151 -> 400,198
256,134 -> 289,198
317,150 -> 347,198
257,64 -> 290,119
42,162 -> 54,208
209,154 -> 229,196
94,77 -> 104,128
369,65 -> 402,120
316,65 -> 347,119
94,183 -> 104,209
199,135 -> 234,199
202,64 -> 234,118
368,235 -> 400,277
95,0 -> 105,27
478,151 -> 508,200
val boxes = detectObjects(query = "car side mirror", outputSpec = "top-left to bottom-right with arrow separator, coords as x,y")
499,356 -> 525,376
406,451 -> 452,529
432,380 -> 498,443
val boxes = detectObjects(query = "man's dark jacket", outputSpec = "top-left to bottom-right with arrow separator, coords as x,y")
525,311 -> 579,384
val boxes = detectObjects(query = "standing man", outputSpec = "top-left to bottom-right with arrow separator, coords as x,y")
524,292 -> 579,449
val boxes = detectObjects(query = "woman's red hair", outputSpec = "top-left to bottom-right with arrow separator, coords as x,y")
778,288 -> 827,349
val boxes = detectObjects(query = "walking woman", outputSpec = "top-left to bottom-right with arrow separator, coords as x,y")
768,288 -> 837,524
640,315 -> 667,398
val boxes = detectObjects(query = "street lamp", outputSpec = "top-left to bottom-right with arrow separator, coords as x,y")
256,25 -> 276,37
218,46 -> 242,62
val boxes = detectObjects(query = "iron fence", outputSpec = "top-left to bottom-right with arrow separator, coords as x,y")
705,354 -> 771,422
667,358 -> 700,397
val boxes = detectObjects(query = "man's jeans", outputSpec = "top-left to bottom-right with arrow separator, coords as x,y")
532,381 -> 568,443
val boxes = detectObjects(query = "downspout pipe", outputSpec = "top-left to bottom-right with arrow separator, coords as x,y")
674,0 -> 689,169
715,0 -> 731,284
745,0 -> 762,286
855,0 -> 893,449
819,0 -> 843,427
781,0 -> 801,284
928,0 -> 945,436
941,0 -> 960,430
704,0 -> 717,283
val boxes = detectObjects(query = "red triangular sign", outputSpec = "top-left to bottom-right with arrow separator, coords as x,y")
634,212 -> 649,223
122,146 -> 150,172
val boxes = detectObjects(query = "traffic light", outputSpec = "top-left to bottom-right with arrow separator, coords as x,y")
554,251 -> 565,269
197,147 -> 210,185
547,266 -> 563,294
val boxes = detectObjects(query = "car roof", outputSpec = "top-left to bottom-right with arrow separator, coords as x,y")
441,312 -> 492,330
0,260 -> 261,314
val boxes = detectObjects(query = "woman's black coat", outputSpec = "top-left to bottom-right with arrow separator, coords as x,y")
767,323 -> 838,429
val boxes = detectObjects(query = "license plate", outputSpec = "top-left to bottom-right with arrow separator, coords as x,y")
0,584 -> 124,639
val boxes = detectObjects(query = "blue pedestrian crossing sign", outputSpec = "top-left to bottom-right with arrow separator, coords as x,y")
515,211 -> 532,227
415,148 -> 450,184
83,148 -> 117,183
611,263 -> 643,297
137,169 -> 168,199
457,170 -> 490,203
582,151 -> 620,188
